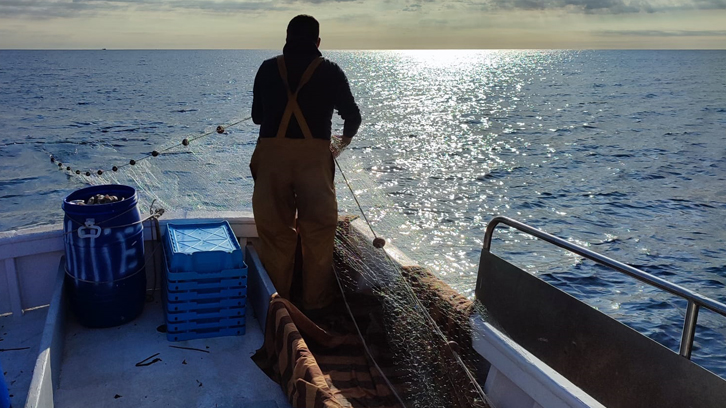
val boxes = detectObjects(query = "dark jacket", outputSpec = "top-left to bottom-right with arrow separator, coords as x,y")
251,42 -> 361,140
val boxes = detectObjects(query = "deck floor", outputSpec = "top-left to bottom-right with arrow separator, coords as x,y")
55,295 -> 290,408
0,307 -> 48,408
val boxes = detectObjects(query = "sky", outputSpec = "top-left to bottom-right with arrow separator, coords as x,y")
0,0 -> 725,49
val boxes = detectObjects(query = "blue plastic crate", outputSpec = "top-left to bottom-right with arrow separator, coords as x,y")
167,325 -> 246,342
166,315 -> 246,333
165,285 -> 247,302
165,265 -> 248,283
165,221 -> 244,272
166,305 -> 246,322
165,295 -> 247,313
166,276 -> 247,292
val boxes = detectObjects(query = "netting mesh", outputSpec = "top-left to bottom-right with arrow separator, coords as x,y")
65,118 -> 257,213
332,218 -> 492,407
60,118 -> 391,222
48,119 -> 493,407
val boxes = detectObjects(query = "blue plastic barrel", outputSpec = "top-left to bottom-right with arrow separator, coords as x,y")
63,184 -> 146,328
0,358 -> 10,408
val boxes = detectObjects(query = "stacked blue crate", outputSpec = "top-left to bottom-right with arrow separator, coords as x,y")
163,221 -> 248,342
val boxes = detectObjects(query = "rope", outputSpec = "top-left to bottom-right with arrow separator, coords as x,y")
46,116 -> 252,179
147,199 -> 163,302
334,156 -> 492,407
335,158 -> 379,240
63,208 -> 165,236
332,265 -> 409,408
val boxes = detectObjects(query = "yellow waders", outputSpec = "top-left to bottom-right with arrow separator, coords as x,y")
250,56 -> 338,310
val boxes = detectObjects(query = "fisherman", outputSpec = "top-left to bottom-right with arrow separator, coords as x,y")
250,15 -> 362,313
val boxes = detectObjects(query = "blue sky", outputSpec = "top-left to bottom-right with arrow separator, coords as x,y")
1,0 -> 725,48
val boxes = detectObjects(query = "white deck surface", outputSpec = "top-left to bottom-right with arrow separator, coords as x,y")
54,295 -> 290,408
0,307 -> 49,408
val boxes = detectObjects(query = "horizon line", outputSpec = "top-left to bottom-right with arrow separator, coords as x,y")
1,47 -> 725,51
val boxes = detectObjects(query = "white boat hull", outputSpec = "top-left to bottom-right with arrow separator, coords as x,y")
2,212 -> 607,408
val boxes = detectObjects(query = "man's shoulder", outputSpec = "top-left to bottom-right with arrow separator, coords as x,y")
319,58 -> 346,77
260,56 -> 281,69
320,57 -> 341,69
255,56 -> 282,79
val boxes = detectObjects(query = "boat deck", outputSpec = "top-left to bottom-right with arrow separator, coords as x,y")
1,308 -> 48,408
54,295 -> 290,408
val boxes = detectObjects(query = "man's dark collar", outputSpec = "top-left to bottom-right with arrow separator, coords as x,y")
283,41 -> 322,57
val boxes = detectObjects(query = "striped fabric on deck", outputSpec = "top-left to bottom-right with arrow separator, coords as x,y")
252,222 -> 491,408
253,295 -> 399,407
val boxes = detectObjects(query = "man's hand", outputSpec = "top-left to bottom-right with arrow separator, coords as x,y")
330,135 -> 352,159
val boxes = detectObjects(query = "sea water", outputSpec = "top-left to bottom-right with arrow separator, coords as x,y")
1,49 -> 725,376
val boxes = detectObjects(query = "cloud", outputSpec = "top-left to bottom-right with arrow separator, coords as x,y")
0,0 -> 286,18
692,0 -> 726,9
486,0 -> 726,13
289,0 -> 357,4
328,13 -> 378,23
3,0 -> 725,23
0,0 -> 119,18
595,29 -> 726,36
488,0 -> 641,13
0,0 -> 362,19
170,0 -> 282,12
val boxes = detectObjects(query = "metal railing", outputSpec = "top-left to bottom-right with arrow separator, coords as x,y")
482,216 -> 726,359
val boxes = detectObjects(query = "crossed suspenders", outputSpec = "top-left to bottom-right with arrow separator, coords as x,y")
275,55 -> 324,139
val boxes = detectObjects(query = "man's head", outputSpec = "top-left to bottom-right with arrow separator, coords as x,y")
286,15 -> 320,47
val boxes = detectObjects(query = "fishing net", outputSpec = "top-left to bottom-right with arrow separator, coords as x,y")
329,217 -> 492,407
49,117 -> 393,226
49,118 -> 258,213
44,117 -> 496,407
